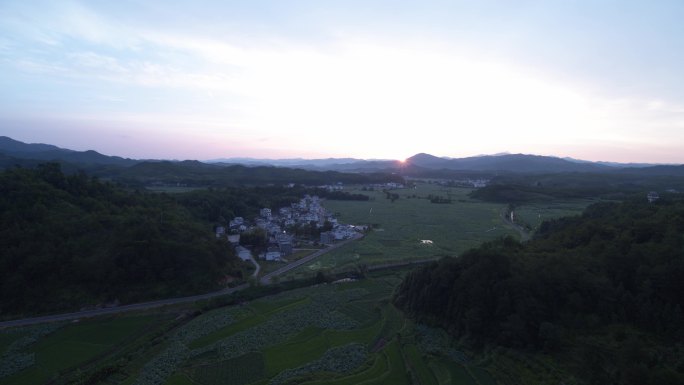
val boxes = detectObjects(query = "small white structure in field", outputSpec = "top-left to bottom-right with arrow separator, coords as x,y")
647,191 -> 660,203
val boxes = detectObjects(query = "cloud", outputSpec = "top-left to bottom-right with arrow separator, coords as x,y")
2,1 -> 683,161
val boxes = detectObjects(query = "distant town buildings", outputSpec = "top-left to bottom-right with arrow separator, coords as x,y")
215,226 -> 226,238
435,179 -> 489,188
227,234 -> 240,245
264,246 -> 282,261
320,231 -> 335,245
260,208 -> 272,219
218,194 -> 363,263
277,233 -> 293,256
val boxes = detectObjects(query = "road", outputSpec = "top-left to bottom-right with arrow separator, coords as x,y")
501,208 -> 531,242
0,233 -> 363,329
247,254 -> 261,278
0,284 -> 249,329
260,233 -> 363,284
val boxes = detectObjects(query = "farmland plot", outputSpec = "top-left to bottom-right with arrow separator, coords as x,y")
290,183 -> 517,274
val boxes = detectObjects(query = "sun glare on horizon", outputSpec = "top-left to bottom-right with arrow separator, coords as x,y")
1,1 -> 683,163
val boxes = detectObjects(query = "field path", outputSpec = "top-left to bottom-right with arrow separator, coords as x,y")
500,209 -> 531,241
248,253 -> 261,278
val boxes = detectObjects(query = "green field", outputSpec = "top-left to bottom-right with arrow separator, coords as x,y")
0,314 -> 167,385
512,199 -> 597,232
1,269 -> 576,385
282,183 -> 519,277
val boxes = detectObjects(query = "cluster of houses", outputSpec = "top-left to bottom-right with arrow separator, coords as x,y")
436,179 -> 489,188
215,194 -> 363,263
364,182 -> 405,190
320,223 -> 364,245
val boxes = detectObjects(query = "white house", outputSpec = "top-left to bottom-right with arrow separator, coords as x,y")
215,226 -> 226,238
260,208 -> 272,219
264,246 -> 282,261
320,231 -> 335,245
227,234 -> 240,245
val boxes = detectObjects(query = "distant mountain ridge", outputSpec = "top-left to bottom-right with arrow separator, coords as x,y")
206,152 -> 655,174
0,136 -> 136,166
2,136 -> 683,176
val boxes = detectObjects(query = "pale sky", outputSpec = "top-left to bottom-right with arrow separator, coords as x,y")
1,1 -> 684,162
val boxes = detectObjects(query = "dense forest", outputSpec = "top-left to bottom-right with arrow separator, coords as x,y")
394,198 -> 684,384
0,164 -> 244,317
98,161 -> 404,188
0,164 -> 375,318
471,172 -> 684,202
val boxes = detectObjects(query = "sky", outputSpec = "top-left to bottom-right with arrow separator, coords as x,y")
1,1 -> 684,163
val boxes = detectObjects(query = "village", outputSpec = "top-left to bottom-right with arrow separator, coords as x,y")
214,194 -> 365,264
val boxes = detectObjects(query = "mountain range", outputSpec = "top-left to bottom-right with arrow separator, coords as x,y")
2,136 -> 683,176
205,152 -> 678,174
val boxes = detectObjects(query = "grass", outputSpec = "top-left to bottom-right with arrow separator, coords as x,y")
339,301 -> 381,325
257,250 -> 316,277
1,264 -> 562,385
288,184 -> 516,274
427,361 -> 451,385
513,199 -> 596,232
448,363 -> 479,385
381,339 -> 411,385
264,328 -> 334,377
1,314 -> 160,385
326,316 -> 384,347
288,249 -> 317,261
263,314 -> 384,377
468,366 -> 498,385
403,344 -> 439,385
165,373 -> 196,385
188,352 -> 266,385
189,296 -> 310,349
248,295 -> 310,315
302,353 -> 389,385
0,332 -> 25,355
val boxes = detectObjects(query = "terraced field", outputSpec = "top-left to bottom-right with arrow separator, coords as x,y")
0,271 -> 500,385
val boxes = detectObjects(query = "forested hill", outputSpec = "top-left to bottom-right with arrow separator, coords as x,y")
394,199 -> 684,384
0,164 -> 241,317
109,161 -> 406,187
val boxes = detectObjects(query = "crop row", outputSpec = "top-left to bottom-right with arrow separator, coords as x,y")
415,324 -> 469,364
268,343 -> 368,385
192,289 -> 368,360
189,352 -> 266,385
133,341 -> 189,385
173,306 -> 249,344
131,286 -> 368,385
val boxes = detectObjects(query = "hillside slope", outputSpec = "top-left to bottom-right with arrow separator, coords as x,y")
394,198 -> 684,384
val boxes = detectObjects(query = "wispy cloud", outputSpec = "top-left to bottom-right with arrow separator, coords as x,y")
1,1 -> 683,162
